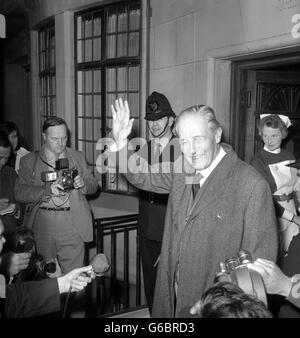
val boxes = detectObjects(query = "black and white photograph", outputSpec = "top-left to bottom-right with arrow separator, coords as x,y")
0,0 -> 300,326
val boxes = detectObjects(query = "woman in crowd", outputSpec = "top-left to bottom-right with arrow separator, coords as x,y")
0,121 -> 29,173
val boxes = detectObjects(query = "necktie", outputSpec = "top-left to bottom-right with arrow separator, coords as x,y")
192,172 -> 203,199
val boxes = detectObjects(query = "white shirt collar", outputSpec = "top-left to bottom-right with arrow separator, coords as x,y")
196,146 -> 227,185
263,145 -> 281,154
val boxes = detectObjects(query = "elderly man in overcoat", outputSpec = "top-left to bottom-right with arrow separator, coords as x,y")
106,99 -> 278,317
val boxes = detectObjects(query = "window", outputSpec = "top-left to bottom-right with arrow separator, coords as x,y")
75,1 -> 141,193
38,23 -> 56,123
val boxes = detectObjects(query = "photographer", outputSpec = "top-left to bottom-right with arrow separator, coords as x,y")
0,217 -> 93,318
15,117 -> 99,274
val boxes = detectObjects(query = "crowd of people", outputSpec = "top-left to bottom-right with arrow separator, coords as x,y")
0,92 -> 299,318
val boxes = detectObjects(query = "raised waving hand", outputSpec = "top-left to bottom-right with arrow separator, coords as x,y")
111,98 -> 134,149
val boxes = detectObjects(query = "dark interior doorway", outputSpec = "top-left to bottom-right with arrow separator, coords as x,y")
231,52 -> 300,163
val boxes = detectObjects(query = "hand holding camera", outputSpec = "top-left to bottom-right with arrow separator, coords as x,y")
41,158 -> 81,194
73,174 -> 85,190
248,258 -> 293,297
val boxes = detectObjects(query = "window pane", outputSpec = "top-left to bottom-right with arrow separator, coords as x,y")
106,68 -> 116,92
50,48 -> 55,68
93,16 -> 102,36
93,70 -> 101,93
94,95 -> 101,117
129,8 -> 140,30
105,117 -> 114,137
84,39 -> 92,62
85,95 -> 93,117
40,51 -> 45,71
128,93 -> 139,117
84,16 -> 93,38
129,32 -> 139,57
77,95 -> 83,116
106,95 -> 117,117
86,120 -> 94,140
117,33 -> 127,57
129,66 -> 139,90
50,97 -> 56,115
52,76 -> 56,95
77,40 -> 83,63
77,118 -> 84,139
77,16 -> 82,39
117,67 -> 127,91
93,119 -> 102,141
93,37 -> 101,61
77,71 -> 83,93
85,71 -> 93,93
106,35 -> 116,58
118,9 -> 128,32
107,10 -> 117,33
49,76 -> 55,95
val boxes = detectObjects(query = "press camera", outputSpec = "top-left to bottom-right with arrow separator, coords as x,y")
41,158 -> 78,191
215,250 -> 267,306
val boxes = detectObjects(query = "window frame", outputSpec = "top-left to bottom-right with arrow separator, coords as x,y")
74,0 -> 142,195
38,21 -> 57,125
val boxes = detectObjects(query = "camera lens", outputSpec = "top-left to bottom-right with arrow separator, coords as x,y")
44,261 -> 56,274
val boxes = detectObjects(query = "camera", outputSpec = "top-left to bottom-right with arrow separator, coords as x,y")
215,250 -> 267,306
55,158 -> 78,191
10,227 -> 57,281
41,158 -> 78,191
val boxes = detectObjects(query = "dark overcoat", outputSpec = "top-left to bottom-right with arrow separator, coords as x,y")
120,142 -> 278,317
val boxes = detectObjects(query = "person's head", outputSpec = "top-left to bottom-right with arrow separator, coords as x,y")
175,105 -> 222,171
145,91 -> 176,139
0,121 -> 20,152
0,217 -> 6,254
42,117 -> 68,156
258,115 -> 288,152
199,282 -> 272,318
8,226 -> 36,254
0,131 -> 12,171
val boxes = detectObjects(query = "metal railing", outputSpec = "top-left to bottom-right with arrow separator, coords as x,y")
86,214 -> 142,317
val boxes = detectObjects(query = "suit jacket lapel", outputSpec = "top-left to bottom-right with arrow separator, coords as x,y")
185,152 -> 235,225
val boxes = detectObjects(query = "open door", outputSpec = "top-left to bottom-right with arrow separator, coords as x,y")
235,70 -> 300,163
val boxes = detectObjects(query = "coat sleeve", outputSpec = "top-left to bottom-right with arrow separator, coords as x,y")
76,151 -> 99,195
105,145 -> 173,194
14,154 -> 47,204
5,278 -> 61,318
241,174 -> 278,262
